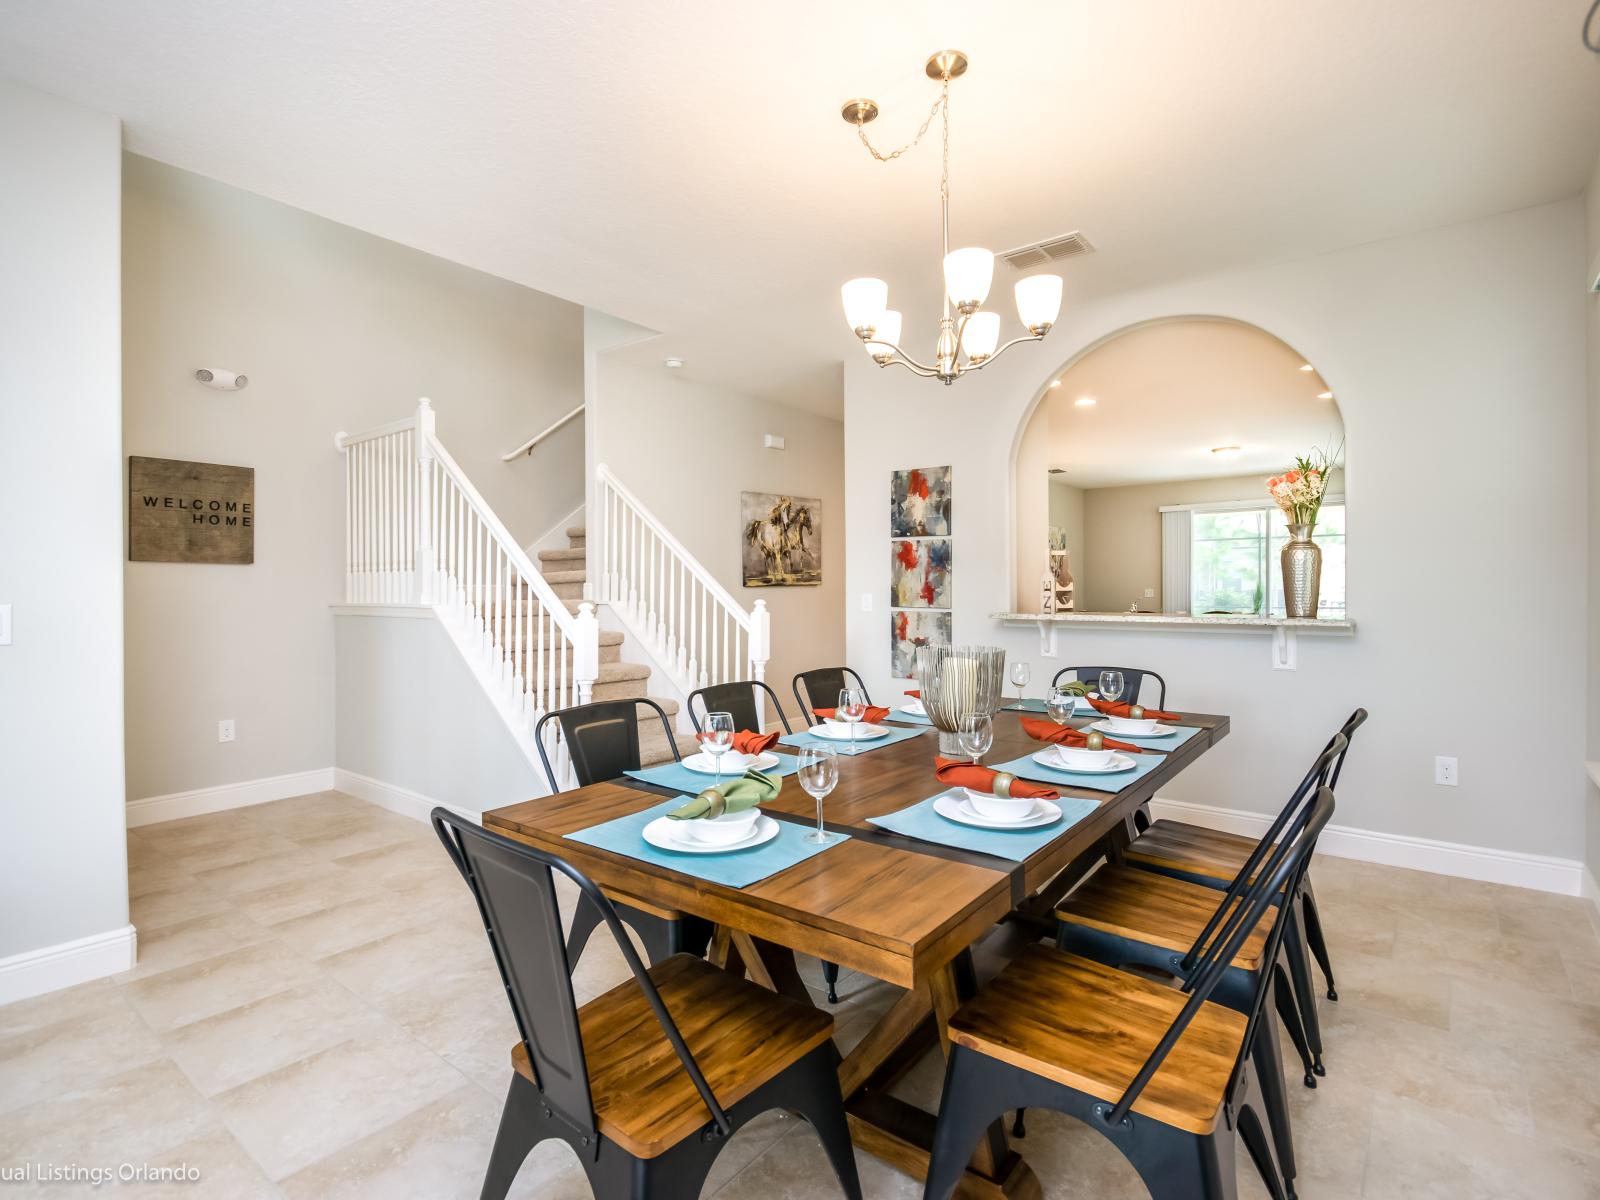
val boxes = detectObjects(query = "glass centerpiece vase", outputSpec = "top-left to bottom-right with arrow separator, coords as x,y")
915,644 -> 1007,757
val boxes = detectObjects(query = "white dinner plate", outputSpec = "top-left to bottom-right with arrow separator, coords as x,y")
899,702 -> 928,717
680,751 -> 781,775
933,794 -> 1063,830
808,723 -> 892,741
1031,748 -> 1139,775
1088,719 -> 1177,739
642,813 -> 780,854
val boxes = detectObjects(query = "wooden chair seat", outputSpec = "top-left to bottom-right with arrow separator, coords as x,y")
1125,819 -> 1264,885
1055,865 -> 1276,973
946,944 -> 1248,1135
513,953 -> 834,1158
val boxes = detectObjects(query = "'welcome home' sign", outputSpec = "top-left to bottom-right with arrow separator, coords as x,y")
129,456 -> 254,564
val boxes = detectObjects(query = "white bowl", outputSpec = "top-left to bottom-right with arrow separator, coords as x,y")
1054,744 -> 1117,770
963,789 -> 1036,822
823,718 -> 856,734
902,699 -> 927,716
1103,715 -> 1158,735
680,808 -> 761,845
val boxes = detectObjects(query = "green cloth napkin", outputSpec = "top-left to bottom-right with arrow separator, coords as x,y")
666,768 -> 781,819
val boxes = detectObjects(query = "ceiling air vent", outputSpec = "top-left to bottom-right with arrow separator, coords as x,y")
1000,231 -> 1094,271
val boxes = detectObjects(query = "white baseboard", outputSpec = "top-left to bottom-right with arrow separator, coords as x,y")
1582,867 -> 1600,921
1149,796 -> 1586,896
126,768 -> 338,828
0,924 -> 138,1006
332,768 -> 481,825
525,502 -> 586,559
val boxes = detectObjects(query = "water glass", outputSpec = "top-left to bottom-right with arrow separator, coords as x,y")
1046,685 -> 1077,727
1008,661 -> 1031,705
1098,670 -> 1125,706
958,712 -> 994,765
797,745 -> 839,844
837,688 -> 869,755
703,711 -> 734,788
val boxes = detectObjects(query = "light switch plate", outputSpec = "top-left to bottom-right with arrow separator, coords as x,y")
860,593 -> 873,612
0,604 -> 10,645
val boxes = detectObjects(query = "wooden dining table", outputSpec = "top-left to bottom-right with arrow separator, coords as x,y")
484,706 -> 1229,1200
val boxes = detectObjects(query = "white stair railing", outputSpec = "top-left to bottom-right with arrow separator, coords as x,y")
337,399 -> 600,752
595,462 -> 770,695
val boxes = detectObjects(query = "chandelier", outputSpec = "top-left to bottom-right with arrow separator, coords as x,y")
839,51 -> 1063,385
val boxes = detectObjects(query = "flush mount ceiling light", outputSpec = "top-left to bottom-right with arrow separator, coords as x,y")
663,357 -> 685,369
839,51 -> 1064,386
1211,445 -> 1243,460
1074,396 -> 1097,407
1298,363 -> 1315,372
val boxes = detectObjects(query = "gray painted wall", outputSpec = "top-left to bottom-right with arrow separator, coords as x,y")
122,155 -> 585,802
1586,153 -> 1600,876
0,83 -> 129,959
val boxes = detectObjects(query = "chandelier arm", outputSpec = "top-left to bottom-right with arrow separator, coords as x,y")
881,356 -> 941,378
962,334 -> 1047,373
868,340 -> 942,376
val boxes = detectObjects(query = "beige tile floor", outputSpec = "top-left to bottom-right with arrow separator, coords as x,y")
3,790 -> 1600,1198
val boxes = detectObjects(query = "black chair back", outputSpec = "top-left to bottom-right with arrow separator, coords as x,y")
1102,774 -> 1337,1127
534,698 -> 680,792
687,680 -> 793,735
1050,665 -> 1167,710
791,667 -> 870,726
431,809 -> 731,1144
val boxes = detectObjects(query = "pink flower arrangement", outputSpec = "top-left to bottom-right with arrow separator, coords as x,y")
1268,443 -> 1340,526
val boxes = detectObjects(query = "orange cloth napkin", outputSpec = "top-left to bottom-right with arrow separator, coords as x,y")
695,729 -> 779,755
1019,716 -> 1144,754
1086,697 -> 1180,722
904,689 -> 921,699
935,756 -> 1058,799
813,705 -> 891,725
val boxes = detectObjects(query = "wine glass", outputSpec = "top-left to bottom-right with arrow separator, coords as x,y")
958,712 -> 994,766
837,687 -> 869,756
1009,661 -> 1031,707
797,745 -> 839,844
1097,670 -> 1125,707
703,711 -> 735,790
1046,685 -> 1077,727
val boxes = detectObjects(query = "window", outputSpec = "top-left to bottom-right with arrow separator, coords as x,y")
1183,502 -> 1345,617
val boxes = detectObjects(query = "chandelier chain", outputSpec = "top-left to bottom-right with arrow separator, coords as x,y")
856,91 -> 946,162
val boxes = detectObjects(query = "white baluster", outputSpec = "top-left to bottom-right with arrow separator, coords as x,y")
574,602 -> 599,705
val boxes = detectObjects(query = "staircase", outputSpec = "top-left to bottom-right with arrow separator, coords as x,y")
534,525 -> 692,767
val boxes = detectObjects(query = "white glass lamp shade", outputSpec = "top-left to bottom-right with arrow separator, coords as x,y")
960,311 -> 1001,362
865,309 -> 902,361
841,277 -> 889,337
1015,274 -> 1063,335
943,247 -> 995,313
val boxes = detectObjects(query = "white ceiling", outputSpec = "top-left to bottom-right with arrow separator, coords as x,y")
1044,318 -> 1343,488
2,1 -> 1597,417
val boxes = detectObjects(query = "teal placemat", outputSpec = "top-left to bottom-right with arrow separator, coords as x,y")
566,798 -> 847,889
1001,697 -> 1099,716
883,707 -> 934,726
1077,722 -> 1202,751
991,747 -> 1166,794
625,753 -> 802,793
866,788 -> 1101,862
778,724 -> 929,754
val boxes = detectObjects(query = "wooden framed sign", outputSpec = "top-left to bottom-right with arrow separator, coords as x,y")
129,456 -> 254,564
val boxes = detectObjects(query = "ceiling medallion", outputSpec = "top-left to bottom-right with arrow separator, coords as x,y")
839,51 -> 1064,385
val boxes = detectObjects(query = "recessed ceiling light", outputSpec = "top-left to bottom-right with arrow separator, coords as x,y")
1298,363 -> 1314,372
1048,380 -> 1062,389
1211,445 -> 1243,460
664,357 -> 685,369
1316,391 -> 1333,400
1074,396 -> 1096,407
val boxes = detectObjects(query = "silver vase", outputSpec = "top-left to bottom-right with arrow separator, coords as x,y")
1281,523 -> 1322,619
914,644 -> 1006,757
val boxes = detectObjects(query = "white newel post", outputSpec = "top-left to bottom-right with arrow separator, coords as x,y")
750,598 -> 771,727
414,397 -> 436,604
574,601 -> 600,704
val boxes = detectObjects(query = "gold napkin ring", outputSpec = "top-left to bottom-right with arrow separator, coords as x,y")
992,772 -> 1017,798
1128,704 -> 1145,720
698,787 -> 726,818
1084,730 -> 1105,751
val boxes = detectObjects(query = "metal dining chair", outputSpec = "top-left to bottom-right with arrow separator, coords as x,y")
923,779 -> 1334,1200
791,666 -> 871,727
687,679 -> 793,735
431,811 -> 862,1200
1050,664 -> 1168,710
534,698 -> 708,966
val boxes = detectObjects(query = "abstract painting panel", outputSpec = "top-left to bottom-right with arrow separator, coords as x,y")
889,466 -> 952,537
890,609 -> 952,679
741,492 -> 821,586
889,538 -> 952,608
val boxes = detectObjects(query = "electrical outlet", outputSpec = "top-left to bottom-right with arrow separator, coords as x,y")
1434,756 -> 1457,786
860,593 -> 873,612
218,719 -> 235,744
